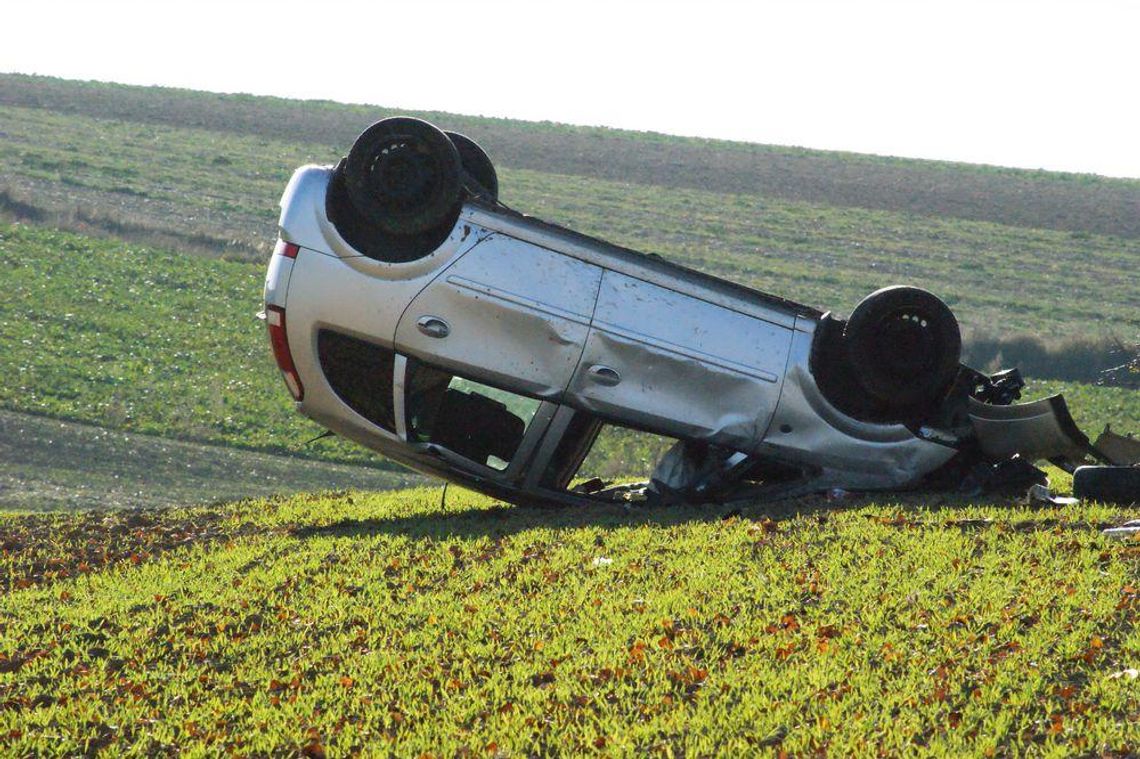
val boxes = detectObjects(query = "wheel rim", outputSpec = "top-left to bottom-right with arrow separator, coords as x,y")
341,117 -> 463,237
366,139 -> 443,212
873,308 -> 943,377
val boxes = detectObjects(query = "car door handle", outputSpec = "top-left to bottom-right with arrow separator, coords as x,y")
416,316 -> 450,339
587,364 -> 621,386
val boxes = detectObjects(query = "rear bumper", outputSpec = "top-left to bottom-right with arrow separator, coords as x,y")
969,394 -> 1094,462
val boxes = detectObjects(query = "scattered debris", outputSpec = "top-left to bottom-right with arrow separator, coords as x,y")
959,457 -> 1047,498
1074,466 -> 1140,505
1026,484 -> 1079,507
1102,520 -> 1140,541
1094,426 -> 1140,466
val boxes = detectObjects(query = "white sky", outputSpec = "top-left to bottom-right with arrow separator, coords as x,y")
3,0 -> 1138,178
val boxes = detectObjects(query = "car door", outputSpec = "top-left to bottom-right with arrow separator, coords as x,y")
393,233 -> 603,400
566,270 -> 793,451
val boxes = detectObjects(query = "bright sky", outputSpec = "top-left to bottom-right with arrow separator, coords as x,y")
3,0 -> 1138,178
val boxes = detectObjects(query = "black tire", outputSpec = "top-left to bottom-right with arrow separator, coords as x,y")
1073,466 -> 1140,504
446,131 -> 498,201
343,117 -> 462,236
844,286 -> 961,407
326,159 -> 457,263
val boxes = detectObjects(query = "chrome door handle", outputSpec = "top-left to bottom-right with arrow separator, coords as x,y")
416,316 -> 450,339
587,364 -> 621,386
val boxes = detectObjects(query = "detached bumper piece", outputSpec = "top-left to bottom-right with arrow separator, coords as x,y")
968,397 -> 1139,504
968,394 -> 1096,463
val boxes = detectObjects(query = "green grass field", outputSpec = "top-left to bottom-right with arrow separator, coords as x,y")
3,101 -> 1140,340
0,223 -> 379,465
1,75 -> 1138,755
2,222 -> 1136,473
1,488 -> 1138,755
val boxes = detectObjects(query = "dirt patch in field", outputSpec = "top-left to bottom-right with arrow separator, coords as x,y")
0,410 -> 420,512
0,508 -> 266,593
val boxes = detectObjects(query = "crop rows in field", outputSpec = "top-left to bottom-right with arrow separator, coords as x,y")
4,72 -> 1140,239
3,105 -> 1140,340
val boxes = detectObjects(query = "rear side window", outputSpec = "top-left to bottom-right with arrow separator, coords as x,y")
405,359 -> 540,471
317,330 -> 397,432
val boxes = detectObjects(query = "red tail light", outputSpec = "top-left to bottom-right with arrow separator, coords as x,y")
266,305 -> 304,400
274,239 -> 300,259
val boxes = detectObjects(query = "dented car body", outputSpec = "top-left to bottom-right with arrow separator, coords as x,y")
263,118 -> 1110,507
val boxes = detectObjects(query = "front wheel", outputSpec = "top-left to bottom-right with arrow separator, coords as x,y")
844,285 -> 961,408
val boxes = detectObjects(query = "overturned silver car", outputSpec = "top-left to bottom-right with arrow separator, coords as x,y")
263,117 -> 1113,507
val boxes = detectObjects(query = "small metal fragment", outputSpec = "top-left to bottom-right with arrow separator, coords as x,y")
1026,483 -> 1078,506
1102,520 -> 1140,540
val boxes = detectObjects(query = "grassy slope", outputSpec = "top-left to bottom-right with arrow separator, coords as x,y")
4,105 -> 1140,339
0,223 -> 379,465
4,73 -> 1140,239
2,221 -> 1136,470
1,489 -> 1138,755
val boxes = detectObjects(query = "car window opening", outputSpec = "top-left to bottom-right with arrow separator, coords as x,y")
539,416 -> 679,503
540,412 -> 805,505
572,423 -> 677,491
317,329 -> 397,432
405,359 -> 540,471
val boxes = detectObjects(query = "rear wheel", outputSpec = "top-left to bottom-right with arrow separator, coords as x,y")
343,117 -> 463,236
446,131 -> 498,201
844,286 -> 961,408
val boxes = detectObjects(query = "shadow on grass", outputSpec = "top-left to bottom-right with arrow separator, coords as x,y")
288,491 -> 918,543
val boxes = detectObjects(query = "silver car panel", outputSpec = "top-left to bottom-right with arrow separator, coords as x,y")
392,353 -> 409,440
567,270 -> 792,451
286,250 -> 429,352
263,252 -> 294,309
756,323 -> 958,488
394,234 -> 603,400
462,205 -> 810,330
969,395 -> 1091,462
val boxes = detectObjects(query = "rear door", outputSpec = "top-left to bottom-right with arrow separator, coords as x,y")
566,271 -> 793,451
394,234 -> 603,400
